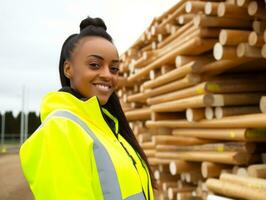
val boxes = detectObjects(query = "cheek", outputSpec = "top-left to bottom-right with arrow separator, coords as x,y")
112,75 -> 119,87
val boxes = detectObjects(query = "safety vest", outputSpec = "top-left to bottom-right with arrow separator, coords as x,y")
20,91 -> 154,200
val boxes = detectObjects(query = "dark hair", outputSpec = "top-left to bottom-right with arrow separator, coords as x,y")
58,16 -> 156,188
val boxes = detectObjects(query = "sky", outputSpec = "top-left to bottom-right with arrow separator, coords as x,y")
0,0 -> 178,115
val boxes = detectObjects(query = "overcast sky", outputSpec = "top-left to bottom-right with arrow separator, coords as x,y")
0,0 -> 178,114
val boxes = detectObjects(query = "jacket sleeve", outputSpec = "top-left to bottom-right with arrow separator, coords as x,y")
20,116 -> 102,200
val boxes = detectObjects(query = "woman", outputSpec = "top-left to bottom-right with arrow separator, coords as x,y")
20,16 -> 155,200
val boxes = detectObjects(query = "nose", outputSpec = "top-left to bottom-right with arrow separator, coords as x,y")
99,65 -> 112,80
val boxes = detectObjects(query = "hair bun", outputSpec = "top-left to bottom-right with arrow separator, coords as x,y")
80,16 -> 107,32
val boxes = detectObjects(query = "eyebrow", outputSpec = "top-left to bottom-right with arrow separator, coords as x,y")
88,54 -> 120,63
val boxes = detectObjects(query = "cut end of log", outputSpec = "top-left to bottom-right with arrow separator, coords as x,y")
248,31 -> 258,46
217,3 -> 226,17
204,2 -> 212,15
219,30 -> 227,45
215,107 -> 223,119
154,170 -> 160,180
169,161 -> 177,175
201,162 -> 209,178
248,1 -> 258,16
193,15 -> 201,28
261,44 -> 266,58
213,43 -> 224,60
185,1 -> 193,13
186,108 -> 194,122
205,107 -> 214,120
236,43 -> 246,58
204,94 -> 215,107
237,0 -> 247,7
260,96 -> 266,113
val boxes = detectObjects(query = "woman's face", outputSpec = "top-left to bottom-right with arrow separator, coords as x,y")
64,36 -> 119,105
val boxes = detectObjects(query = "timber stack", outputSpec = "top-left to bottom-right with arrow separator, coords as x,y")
118,0 -> 266,199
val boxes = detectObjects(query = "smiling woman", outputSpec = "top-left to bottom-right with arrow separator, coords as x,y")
63,36 -> 120,105
19,16 -> 155,200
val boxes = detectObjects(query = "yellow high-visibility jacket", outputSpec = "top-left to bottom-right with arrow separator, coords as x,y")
20,91 -> 154,200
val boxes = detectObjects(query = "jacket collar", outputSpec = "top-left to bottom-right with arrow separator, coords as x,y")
40,91 -> 118,136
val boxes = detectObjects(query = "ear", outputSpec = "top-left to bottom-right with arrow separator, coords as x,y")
64,60 -> 73,79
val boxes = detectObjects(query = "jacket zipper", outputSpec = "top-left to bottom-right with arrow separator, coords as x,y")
119,141 -> 148,200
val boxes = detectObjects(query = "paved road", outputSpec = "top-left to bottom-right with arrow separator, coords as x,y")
0,153 -> 34,200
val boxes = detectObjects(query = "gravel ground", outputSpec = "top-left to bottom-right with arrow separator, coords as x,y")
0,153 -> 34,200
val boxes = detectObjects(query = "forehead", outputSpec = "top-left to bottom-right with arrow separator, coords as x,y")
73,36 -> 118,59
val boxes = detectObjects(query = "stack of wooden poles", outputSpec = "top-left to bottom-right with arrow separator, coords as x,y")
117,0 -> 266,199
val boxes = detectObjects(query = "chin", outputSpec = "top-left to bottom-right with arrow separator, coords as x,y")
98,97 -> 109,105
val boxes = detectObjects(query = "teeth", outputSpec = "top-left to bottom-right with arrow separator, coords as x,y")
94,84 -> 111,92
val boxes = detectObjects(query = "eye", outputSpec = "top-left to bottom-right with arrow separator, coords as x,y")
89,63 -> 100,69
110,66 -> 119,74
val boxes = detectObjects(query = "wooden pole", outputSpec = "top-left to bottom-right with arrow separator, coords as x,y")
128,37 -> 215,83
175,55 -> 202,68
177,14 -> 194,25
213,43 -> 237,60
151,93 -> 263,112
152,135 -> 212,146
248,164 -> 266,179
157,142 -> 256,153
125,107 -> 150,121
143,58 -> 212,90
253,20 -> 266,34
144,74 -> 201,98
215,106 -> 260,119
220,173 -> 266,189
248,1 -> 266,20
147,82 -> 208,105
146,113 -> 266,128
219,29 -> 250,46
193,14 -> 252,29
236,43 -> 262,58
217,2 -> 250,20
143,61 -> 194,90
204,2 -> 219,16
206,178 -> 266,200
191,58 -> 252,74
169,160 -> 201,175
186,108 -> 205,122
148,74 -> 266,105
156,151 -> 251,165
185,1 -> 206,14
157,21 -> 194,49
172,127 -> 266,141
151,94 -> 211,112
126,92 -> 147,103
201,161 -> 230,178
248,31 -> 264,47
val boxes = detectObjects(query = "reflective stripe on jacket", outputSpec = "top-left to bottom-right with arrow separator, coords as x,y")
20,92 -> 154,200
